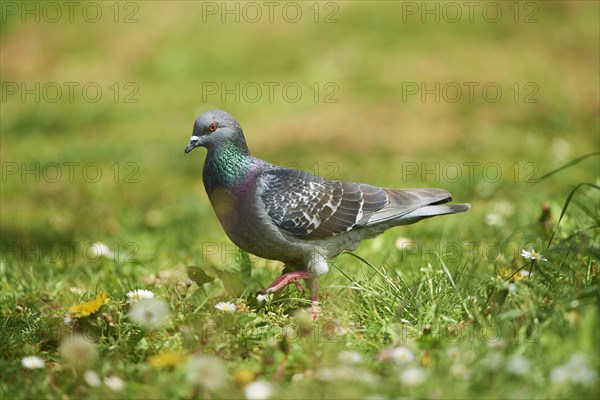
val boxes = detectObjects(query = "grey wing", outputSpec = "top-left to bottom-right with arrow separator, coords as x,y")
259,168 -> 453,239
259,168 -> 361,238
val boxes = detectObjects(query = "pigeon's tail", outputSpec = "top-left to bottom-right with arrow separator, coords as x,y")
359,188 -> 470,227
382,202 -> 471,227
400,203 -> 471,221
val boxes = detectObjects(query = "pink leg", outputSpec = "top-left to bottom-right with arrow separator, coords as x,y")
261,271 -> 313,294
306,278 -> 322,320
262,272 -> 323,319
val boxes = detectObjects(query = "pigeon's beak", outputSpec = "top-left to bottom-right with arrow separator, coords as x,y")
184,136 -> 201,155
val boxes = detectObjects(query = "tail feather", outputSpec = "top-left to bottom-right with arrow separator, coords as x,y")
360,188 -> 452,225
360,186 -> 470,227
402,203 -> 471,218
391,203 -> 471,226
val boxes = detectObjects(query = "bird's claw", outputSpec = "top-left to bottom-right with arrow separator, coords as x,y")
292,279 -> 304,292
261,278 -> 303,294
261,271 -> 313,294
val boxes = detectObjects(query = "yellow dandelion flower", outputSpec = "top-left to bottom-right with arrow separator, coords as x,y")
148,351 -> 186,368
234,368 -> 255,385
498,268 -> 524,281
68,291 -> 110,318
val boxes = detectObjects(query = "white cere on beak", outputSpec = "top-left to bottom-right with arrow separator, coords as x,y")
190,136 -> 200,141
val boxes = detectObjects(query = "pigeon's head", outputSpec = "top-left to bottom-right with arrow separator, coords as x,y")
184,110 -> 248,155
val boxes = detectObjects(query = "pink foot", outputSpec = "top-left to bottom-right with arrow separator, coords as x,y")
261,271 -> 313,294
311,302 -> 322,320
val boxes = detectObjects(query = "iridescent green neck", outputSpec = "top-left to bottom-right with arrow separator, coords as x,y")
204,141 -> 253,190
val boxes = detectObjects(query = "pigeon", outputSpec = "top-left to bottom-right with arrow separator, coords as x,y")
185,110 -> 470,313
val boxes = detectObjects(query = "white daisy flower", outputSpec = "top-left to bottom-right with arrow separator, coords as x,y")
485,201 -> 514,227
244,380 -> 273,400
563,353 -> 598,385
394,237 -> 413,250
87,242 -> 115,260
484,213 -> 503,227
128,298 -> 170,330
215,301 -> 237,312
126,289 -> 155,302
506,354 -> 530,375
185,355 -> 226,391
84,370 -> 101,387
291,373 -> 305,382
338,351 -> 363,364
550,353 -> 598,385
445,346 -> 461,360
256,293 -> 271,303
520,249 -> 547,261
316,367 -> 336,381
63,312 -> 73,325
450,363 -> 471,381
21,356 -> 45,369
550,365 -> 570,384
495,200 -> 514,215
570,365 -> 598,386
390,346 -> 414,364
68,287 -> 85,295
104,375 -> 125,391
400,366 -> 426,386
481,352 -> 504,370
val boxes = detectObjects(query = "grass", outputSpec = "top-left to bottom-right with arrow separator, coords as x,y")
1,1 -> 599,399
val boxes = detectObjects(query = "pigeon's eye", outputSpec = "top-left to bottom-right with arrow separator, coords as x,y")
208,122 -> 218,132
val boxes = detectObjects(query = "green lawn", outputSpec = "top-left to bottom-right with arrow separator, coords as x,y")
1,1 -> 599,399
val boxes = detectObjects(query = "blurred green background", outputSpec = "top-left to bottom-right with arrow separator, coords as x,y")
1,0 -> 598,265
1,2 -> 599,398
